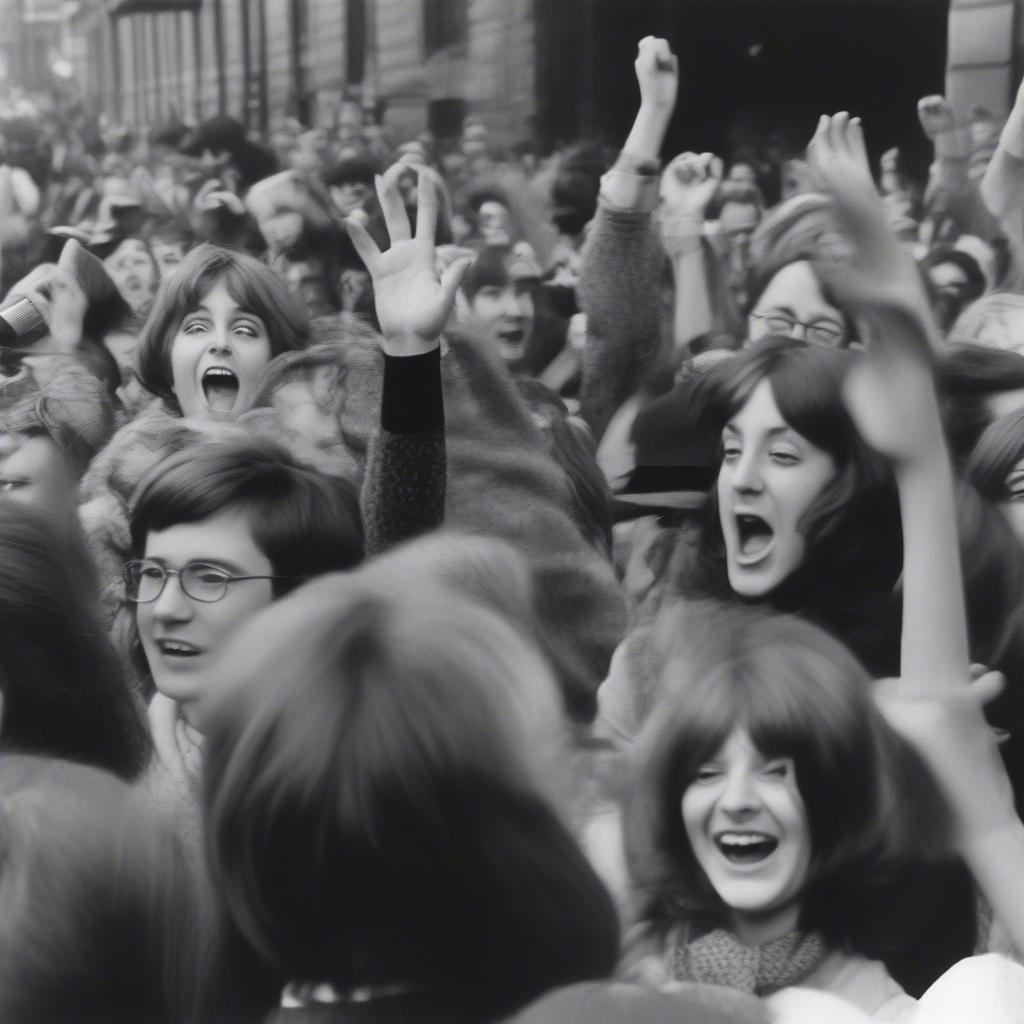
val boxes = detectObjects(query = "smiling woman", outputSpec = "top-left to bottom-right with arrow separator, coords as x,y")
624,611 -> 946,1018
135,243 -> 309,420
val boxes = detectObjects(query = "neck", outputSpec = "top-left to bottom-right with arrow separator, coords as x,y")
730,901 -> 801,946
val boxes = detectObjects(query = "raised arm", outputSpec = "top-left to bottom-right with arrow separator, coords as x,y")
577,36 -> 676,440
811,112 -> 1024,952
348,164 -> 471,555
980,79 -> 1024,276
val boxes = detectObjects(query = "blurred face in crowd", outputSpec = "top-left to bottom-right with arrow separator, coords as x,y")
478,200 -> 513,247
0,431 -> 77,523
727,162 -> 757,187
149,238 -> 188,280
717,380 -> 835,598
170,279 -> 273,422
330,180 -> 373,218
682,727 -> 811,941
136,509 -> 274,725
464,263 -> 536,364
748,261 -> 847,349
720,201 -> 760,282
340,267 -> 373,317
199,147 -> 231,176
104,238 -> 158,312
275,255 -> 336,319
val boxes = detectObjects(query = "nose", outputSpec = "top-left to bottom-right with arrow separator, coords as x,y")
786,321 -> 808,342
719,767 -> 758,818
150,573 -> 194,625
501,290 -> 521,318
729,449 -> 763,495
207,328 -> 232,355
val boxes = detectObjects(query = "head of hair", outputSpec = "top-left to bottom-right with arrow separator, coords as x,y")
938,343 -> 1024,463
135,243 -> 310,405
460,244 -> 514,301
950,291 -> 1024,349
0,756 -> 207,1024
129,437 -> 364,595
680,337 -> 901,672
202,576 -> 619,1020
0,500 -> 151,779
360,531 -> 599,723
628,610 -> 954,961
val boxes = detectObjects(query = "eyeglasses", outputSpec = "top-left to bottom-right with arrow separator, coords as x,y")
122,559 -> 282,604
750,313 -> 846,348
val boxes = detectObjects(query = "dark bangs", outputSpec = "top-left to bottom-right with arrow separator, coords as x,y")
135,243 -> 310,402
461,246 -> 511,300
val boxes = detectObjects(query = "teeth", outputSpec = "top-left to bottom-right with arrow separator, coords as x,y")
718,832 -> 773,846
203,368 -> 236,379
159,641 -> 196,654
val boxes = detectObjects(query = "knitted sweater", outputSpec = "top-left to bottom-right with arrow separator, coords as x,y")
577,169 -> 665,442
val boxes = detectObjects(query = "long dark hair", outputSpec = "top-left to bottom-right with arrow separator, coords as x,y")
672,337 -> 902,675
0,501 -> 151,779
203,576 -> 619,1021
628,610 -> 972,978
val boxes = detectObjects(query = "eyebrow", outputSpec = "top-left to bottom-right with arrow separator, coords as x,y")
192,303 -> 261,318
146,556 -> 249,574
723,423 -> 795,439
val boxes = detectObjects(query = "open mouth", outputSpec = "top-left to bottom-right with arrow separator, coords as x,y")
201,367 -> 240,414
156,639 -> 202,658
715,831 -> 778,865
735,513 -> 774,562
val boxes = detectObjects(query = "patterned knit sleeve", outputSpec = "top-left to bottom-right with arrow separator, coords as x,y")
577,151 -> 667,442
360,346 -> 446,557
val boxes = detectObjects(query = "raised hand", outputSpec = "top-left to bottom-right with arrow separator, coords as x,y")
660,152 -> 723,219
346,163 -> 472,354
634,35 -> 678,112
917,95 -> 956,140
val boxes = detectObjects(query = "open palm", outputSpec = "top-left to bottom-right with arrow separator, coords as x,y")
347,162 -> 471,352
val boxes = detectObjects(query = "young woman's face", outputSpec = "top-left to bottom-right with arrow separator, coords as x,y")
170,279 -> 273,421
467,279 -> 535,363
748,261 -> 847,349
1000,456 -> 1024,546
682,727 -> 811,935
150,239 -> 188,280
136,509 -> 275,724
104,238 -> 158,311
717,380 -> 836,597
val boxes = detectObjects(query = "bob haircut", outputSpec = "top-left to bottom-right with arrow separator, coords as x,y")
0,756 -> 207,1023
0,500 -> 151,780
628,610 -> 969,971
129,437 -> 363,596
677,337 -> 901,674
202,575 -> 620,1020
135,243 -> 310,405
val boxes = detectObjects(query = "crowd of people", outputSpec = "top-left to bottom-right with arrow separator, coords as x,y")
2,31 -> 1024,1023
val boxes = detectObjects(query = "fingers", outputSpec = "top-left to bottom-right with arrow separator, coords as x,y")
376,163 -> 413,244
439,255 -> 474,307
345,215 -> 381,273
415,166 -> 438,243
970,669 -> 1006,708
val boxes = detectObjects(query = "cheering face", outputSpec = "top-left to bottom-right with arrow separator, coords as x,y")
748,261 -> 847,349
478,200 -> 513,247
135,510 -> 275,719
104,238 -> 158,312
150,239 -> 188,280
682,728 -> 811,930
467,279 -> 535,364
717,380 -> 835,597
170,279 -> 272,421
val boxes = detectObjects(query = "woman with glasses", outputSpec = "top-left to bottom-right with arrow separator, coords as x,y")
124,437 -> 363,864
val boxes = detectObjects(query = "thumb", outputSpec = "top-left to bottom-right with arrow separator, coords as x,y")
439,256 -> 473,305
970,670 -> 1006,709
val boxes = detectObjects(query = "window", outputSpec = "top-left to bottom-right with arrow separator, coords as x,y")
423,0 -> 466,56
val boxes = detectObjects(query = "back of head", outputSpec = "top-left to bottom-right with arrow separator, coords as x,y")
203,576 -> 619,1019
0,756 -> 204,1024
0,499 -> 150,778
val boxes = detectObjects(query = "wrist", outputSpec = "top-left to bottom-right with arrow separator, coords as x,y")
382,331 -> 441,357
